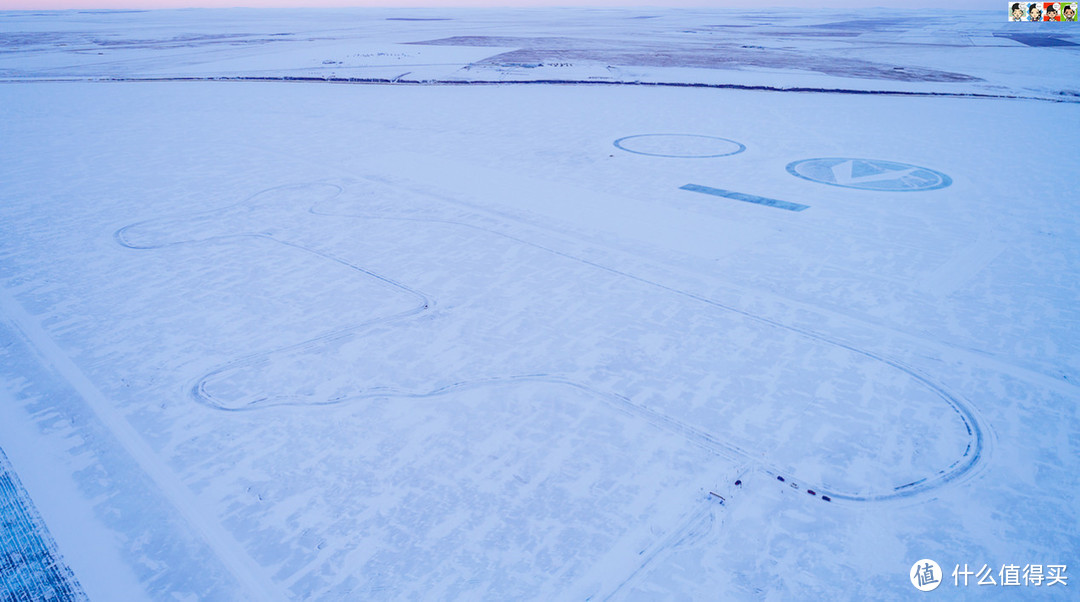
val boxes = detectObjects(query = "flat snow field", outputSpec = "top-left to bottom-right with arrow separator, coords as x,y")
0,7 -> 1078,601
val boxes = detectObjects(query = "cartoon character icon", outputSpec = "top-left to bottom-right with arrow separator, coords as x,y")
1044,2 -> 1061,20
1011,2 -> 1026,19
1029,2 -> 1043,20
1062,2 -> 1077,19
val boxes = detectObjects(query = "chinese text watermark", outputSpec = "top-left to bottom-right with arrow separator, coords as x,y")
910,560 -> 1067,591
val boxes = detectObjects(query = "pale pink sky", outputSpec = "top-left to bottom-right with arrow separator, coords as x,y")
0,0 -> 992,9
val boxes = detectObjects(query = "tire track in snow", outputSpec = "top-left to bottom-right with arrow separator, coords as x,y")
306,198 -> 990,503
598,501 -> 716,601
113,182 -> 988,504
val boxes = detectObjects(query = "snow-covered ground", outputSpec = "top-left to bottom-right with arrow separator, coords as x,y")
0,7 -> 1077,600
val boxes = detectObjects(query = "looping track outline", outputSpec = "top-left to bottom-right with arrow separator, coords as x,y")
114,181 -> 991,504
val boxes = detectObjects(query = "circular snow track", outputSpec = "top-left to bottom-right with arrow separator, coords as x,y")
613,134 -> 746,158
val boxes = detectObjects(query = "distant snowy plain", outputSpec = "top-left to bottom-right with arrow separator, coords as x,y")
1,7 -> 1078,600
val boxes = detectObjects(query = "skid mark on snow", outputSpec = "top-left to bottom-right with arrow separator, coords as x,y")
114,182 -> 988,504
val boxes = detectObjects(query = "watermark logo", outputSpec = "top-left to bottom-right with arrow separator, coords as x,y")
952,563 -> 1068,587
910,561 -> 1068,590
911,559 -> 943,592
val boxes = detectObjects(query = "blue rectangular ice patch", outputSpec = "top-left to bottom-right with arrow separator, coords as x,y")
679,184 -> 809,212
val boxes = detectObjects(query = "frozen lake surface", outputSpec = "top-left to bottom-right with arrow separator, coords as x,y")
1,7 -> 1078,600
